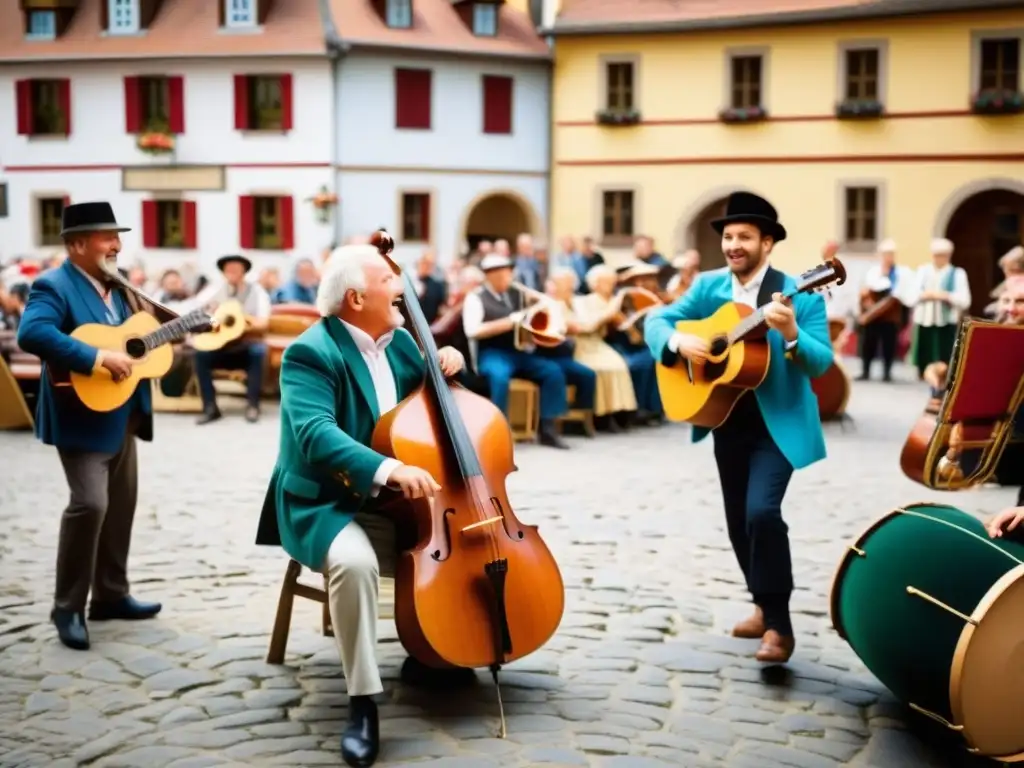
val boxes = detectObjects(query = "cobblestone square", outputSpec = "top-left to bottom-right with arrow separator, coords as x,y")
1,367 -> 1017,767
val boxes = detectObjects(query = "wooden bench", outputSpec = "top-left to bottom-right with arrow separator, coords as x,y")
560,384 -> 596,437
0,355 -> 34,431
508,378 -> 539,442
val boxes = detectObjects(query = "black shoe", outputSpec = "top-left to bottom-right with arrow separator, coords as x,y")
341,695 -> 379,768
196,408 -> 222,425
89,595 -> 162,621
51,609 -> 90,651
856,373 -> 870,381
538,420 -> 569,449
245,406 -> 260,423
399,656 -> 477,690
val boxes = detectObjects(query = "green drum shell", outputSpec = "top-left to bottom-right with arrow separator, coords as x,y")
830,503 -> 1024,725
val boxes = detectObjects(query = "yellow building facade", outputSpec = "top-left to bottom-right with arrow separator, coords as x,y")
546,4 -> 1024,315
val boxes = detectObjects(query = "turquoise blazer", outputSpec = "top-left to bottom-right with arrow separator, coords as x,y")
644,267 -> 833,470
254,318 -> 426,570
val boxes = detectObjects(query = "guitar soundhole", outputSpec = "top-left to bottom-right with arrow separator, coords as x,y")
223,316 -> 236,328
124,338 -> 146,360
709,336 -> 729,357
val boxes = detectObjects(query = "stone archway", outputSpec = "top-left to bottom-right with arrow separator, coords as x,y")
675,186 -> 767,272
461,190 -> 542,253
939,180 -> 1024,317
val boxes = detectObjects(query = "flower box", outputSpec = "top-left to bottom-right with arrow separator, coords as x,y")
971,88 -> 1024,115
595,109 -> 641,126
137,132 -> 175,154
836,98 -> 885,119
719,105 -> 767,124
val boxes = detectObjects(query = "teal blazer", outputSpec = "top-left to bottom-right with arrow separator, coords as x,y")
255,317 -> 425,570
644,267 -> 833,470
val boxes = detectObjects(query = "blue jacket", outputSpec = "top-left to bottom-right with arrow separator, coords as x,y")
17,260 -> 152,454
644,266 -> 833,470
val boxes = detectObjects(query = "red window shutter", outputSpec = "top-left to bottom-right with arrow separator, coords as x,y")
234,75 -> 249,130
15,80 -> 33,135
239,196 -> 255,248
168,76 -> 185,134
278,196 -> 294,249
124,76 -> 141,133
420,195 -> 431,242
141,201 -> 159,247
182,201 -> 197,249
279,74 -> 293,131
395,68 -> 432,129
57,79 -> 72,136
482,75 -> 513,134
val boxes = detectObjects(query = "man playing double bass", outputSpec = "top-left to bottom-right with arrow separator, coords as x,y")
645,192 -> 834,664
255,237 -> 466,768
17,202 -> 163,651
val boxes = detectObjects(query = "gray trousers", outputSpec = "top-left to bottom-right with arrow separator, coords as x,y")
55,424 -> 138,612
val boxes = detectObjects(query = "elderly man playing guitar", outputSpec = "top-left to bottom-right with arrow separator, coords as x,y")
645,192 -> 834,664
255,235 -> 465,768
17,202 -> 163,652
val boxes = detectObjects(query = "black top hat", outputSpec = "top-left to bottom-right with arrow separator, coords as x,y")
60,201 -> 131,237
710,192 -> 787,243
216,254 -> 253,273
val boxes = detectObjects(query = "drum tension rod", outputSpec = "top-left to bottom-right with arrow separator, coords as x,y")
848,545 -> 865,557
908,703 -> 965,732
905,586 -> 978,626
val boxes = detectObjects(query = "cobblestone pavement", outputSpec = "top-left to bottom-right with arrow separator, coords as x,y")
1,363 -> 1018,768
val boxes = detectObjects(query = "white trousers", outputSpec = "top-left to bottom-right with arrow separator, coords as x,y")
322,514 -> 394,697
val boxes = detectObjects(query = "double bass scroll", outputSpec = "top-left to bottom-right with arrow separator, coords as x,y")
368,231 -> 565,738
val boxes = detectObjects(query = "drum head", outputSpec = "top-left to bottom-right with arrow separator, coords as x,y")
951,563 -> 1024,761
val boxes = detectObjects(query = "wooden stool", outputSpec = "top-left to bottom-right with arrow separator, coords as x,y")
559,384 -> 596,437
0,356 -> 33,431
266,559 -> 332,665
508,378 -> 539,442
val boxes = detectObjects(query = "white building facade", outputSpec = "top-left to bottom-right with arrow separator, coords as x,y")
335,50 -> 551,267
0,57 -> 334,276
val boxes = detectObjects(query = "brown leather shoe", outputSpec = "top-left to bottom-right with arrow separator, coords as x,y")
755,630 -> 795,663
732,606 -> 766,639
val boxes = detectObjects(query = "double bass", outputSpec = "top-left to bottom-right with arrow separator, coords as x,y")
809,318 -> 852,421
367,232 -> 565,737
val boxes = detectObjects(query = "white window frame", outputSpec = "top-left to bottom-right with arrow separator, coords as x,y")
108,0 -> 140,35
472,3 -> 498,37
26,10 -> 57,40
386,0 -> 412,29
226,0 -> 256,28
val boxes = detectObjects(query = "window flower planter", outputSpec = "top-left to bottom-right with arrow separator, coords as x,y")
137,132 -> 175,155
970,88 -> 1024,115
836,98 -> 885,119
719,105 -> 767,124
595,109 -> 641,126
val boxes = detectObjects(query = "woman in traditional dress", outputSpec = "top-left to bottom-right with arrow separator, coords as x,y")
910,238 -> 971,379
573,264 -> 657,427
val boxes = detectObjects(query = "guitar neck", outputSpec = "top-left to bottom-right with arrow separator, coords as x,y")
140,315 -> 202,351
727,288 -> 800,345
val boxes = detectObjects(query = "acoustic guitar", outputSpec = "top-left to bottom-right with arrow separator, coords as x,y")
69,309 -> 213,412
656,258 -> 847,428
189,299 -> 247,352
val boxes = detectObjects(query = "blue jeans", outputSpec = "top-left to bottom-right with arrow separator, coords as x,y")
541,355 -> 597,410
193,342 -> 266,409
477,348 -> 567,420
613,344 -> 663,414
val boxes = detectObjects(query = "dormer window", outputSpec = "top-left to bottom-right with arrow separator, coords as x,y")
227,0 -> 256,27
386,0 -> 412,29
26,10 -> 57,39
472,3 -> 497,36
108,0 -> 139,35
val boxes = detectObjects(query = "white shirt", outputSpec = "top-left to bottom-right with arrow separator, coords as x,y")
72,263 -> 116,310
912,263 -> 971,327
339,319 -> 402,496
461,285 -> 527,368
861,263 -> 917,307
188,278 -> 272,320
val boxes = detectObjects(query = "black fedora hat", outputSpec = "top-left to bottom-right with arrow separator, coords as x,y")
216,254 -> 253,273
60,201 -> 131,237
711,192 -> 787,243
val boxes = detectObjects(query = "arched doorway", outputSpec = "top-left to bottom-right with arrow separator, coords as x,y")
942,186 -> 1024,317
462,191 -> 539,252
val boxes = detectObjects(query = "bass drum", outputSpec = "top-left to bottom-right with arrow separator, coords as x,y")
830,503 -> 1024,761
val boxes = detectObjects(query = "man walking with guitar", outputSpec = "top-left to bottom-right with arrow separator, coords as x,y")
17,202 -> 162,651
645,192 -> 834,663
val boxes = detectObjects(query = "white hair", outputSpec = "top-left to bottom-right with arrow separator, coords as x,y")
316,244 -> 384,317
585,263 -> 616,291
549,266 -> 579,291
